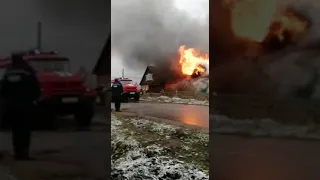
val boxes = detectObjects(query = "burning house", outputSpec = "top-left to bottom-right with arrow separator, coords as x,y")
211,0 -> 313,97
210,0 -> 320,123
139,46 -> 209,93
111,0 -> 209,94
139,66 -> 165,93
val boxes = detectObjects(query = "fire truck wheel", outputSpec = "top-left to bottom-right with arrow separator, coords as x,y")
75,103 -> 94,127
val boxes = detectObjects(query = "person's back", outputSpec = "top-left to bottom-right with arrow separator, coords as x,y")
111,81 -> 123,96
111,79 -> 123,112
0,53 -> 41,160
1,68 -> 38,106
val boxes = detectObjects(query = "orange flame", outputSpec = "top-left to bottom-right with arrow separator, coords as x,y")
178,46 -> 209,76
229,0 -> 308,43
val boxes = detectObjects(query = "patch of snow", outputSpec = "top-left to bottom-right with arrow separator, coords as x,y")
190,133 -> 209,146
181,145 -> 191,151
111,115 -> 123,134
146,145 -> 165,156
111,114 -> 209,179
129,118 -> 151,128
141,96 -> 209,106
211,115 -> 320,140
127,117 -> 178,136
111,115 -> 122,126
112,148 -> 208,180
113,135 -> 140,149
182,130 -> 209,147
150,122 -> 177,136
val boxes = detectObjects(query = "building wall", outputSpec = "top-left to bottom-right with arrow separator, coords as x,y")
148,85 -> 164,93
0,0 -> 109,76
96,75 -> 110,87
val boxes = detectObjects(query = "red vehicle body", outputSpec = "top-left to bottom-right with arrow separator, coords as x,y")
0,50 -> 96,128
111,78 -> 140,102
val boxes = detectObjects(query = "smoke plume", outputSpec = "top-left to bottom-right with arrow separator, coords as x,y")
211,0 -> 320,99
266,0 -> 320,98
111,0 -> 208,74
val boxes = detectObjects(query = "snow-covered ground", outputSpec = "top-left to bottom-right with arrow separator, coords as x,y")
141,96 -> 209,106
111,114 -> 209,179
211,115 -> 320,140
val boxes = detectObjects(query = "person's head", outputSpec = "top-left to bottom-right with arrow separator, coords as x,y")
114,78 -> 119,83
11,53 -> 24,66
10,52 -> 36,74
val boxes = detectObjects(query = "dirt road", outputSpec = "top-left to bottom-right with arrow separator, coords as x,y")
210,134 -> 320,180
0,113 -> 110,180
114,102 -> 209,128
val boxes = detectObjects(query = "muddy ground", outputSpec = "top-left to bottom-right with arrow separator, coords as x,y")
0,111 -> 110,180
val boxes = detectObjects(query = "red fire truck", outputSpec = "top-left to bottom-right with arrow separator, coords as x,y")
0,50 -> 96,129
111,77 -> 140,102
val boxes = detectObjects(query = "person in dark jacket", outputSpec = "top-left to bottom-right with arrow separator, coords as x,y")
0,53 -> 41,160
111,79 -> 123,112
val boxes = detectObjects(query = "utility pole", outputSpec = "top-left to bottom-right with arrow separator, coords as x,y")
122,69 -> 124,78
37,21 -> 42,50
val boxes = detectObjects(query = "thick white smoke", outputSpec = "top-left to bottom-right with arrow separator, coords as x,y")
111,0 -> 208,70
264,0 -> 320,98
211,0 -> 320,98
111,0 -> 209,94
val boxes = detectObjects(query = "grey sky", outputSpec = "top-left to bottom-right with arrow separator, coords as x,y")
0,0 -> 108,72
111,0 -> 208,83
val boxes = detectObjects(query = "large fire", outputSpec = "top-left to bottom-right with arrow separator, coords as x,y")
164,46 -> 209,90
178,46 -> 209,76
227,0 -> 309,44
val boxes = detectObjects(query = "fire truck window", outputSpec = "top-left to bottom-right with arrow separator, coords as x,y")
29,60 -> 69,72
29,61 -> 49,72
53,61 -> 69,72
120,80 -> 132,85
44,63 -> 52,72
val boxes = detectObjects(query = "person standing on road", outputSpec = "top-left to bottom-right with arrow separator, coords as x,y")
0,53 -> 41,160
111,78 -> 123,112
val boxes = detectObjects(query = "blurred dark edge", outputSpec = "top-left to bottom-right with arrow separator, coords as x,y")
97,35 -> 111,179
102,13 -> 111,180
92,2 -> 111,179
209,0 -> 234,179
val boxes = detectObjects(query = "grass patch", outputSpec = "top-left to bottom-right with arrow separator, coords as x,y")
112,114 -> 209,173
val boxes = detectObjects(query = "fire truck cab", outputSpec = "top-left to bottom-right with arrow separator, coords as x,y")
0,50 -> 96,129
111,77 -> 140,102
